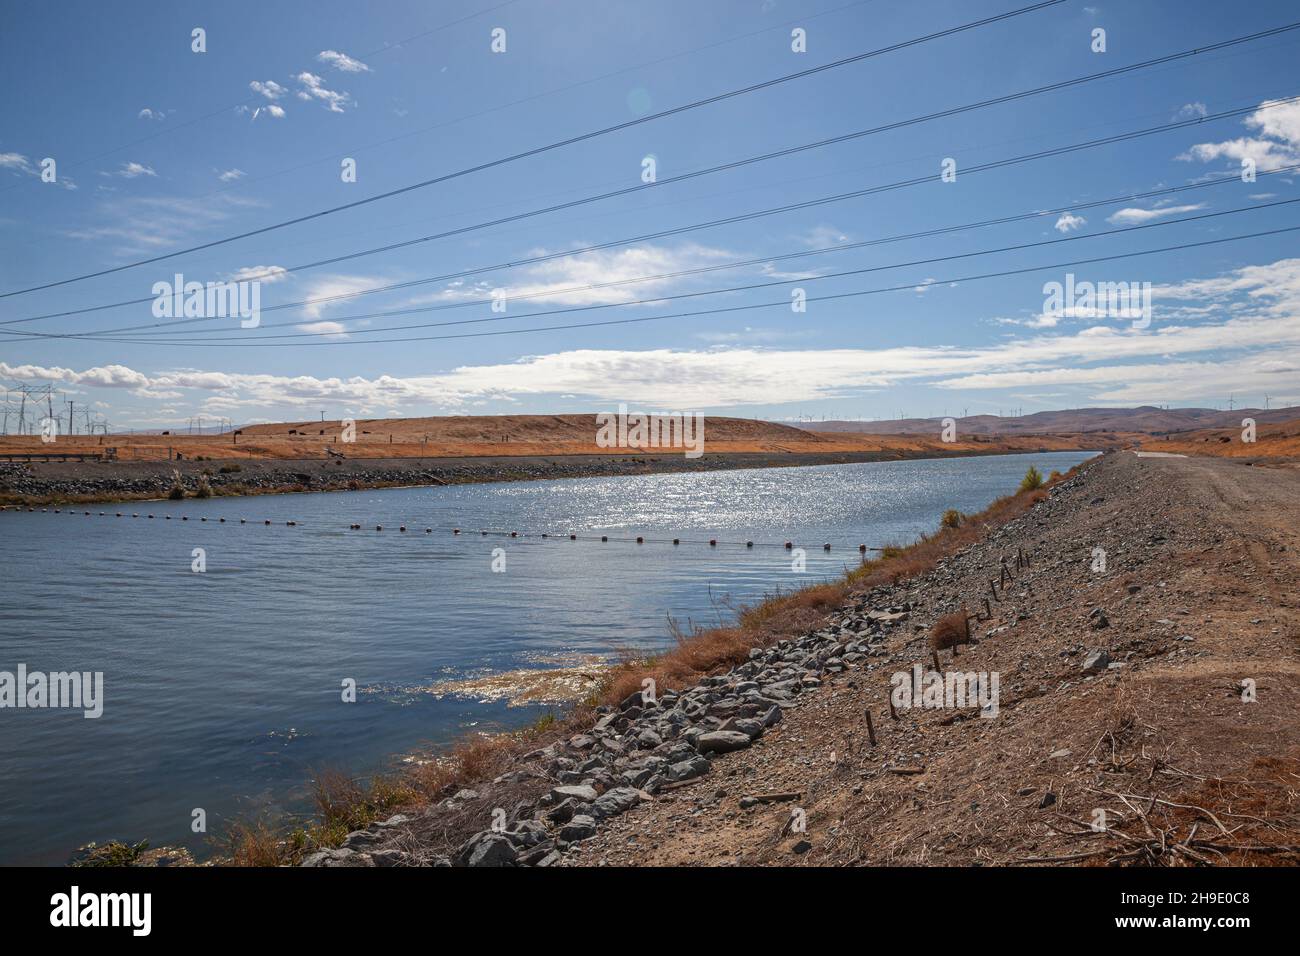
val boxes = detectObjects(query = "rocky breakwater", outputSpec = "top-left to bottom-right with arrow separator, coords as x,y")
302,601 -> 914,867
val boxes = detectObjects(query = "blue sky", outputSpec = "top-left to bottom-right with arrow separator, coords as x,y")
2,0 -> 1298,428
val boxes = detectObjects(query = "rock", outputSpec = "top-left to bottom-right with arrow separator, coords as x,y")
1038,792 -> 1057,809
457,831 -> 517,868
1088,608 -> 1109,629
505,820 -> 548,848
1081,649 -> 1111,673
665,755 -> 711,781
792,839 -> 813,854
550,784 -> 598,803
370,848 -> 406,866
697,730 -> 754,755
719,717 -> 765,740
546,798 -> 579,824
590,787 -> 644,820
559,814 -> 598,842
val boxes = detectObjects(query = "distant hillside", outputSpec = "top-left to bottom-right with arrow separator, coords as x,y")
797,406 -> 1300,436
238,414 -> 823,444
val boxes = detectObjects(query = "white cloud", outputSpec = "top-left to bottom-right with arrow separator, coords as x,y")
249,80 -> 286,100
1176,102 -> 1208,120
1053,212 -> 1087,233
0,152 -> 34,174
229,265 -> 290,284
317,50 -> 370,73
65,193 -> 264,255
217,168 -> 245,183
114,161 -> 157,179
137,108 -> 166,121
295,72 -> 352,113
1105,203 -> 1204,226
0,151 -> 77,190
298,274 -> 389,320
410,242 -> 739,310
1180,96 -> 1300,172
12,258 -> 1300,416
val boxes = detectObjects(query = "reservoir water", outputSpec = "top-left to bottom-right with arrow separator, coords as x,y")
0,450 -> 1095,864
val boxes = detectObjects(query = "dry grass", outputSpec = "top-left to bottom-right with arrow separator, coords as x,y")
929,611 -> 974,652
224,467 -> 1074,865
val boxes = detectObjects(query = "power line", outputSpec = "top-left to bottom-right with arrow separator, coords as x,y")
8,91 -> 1298,330
0,2 -> 1077,298
39,224 -> 1300,347
0,0 -> 531,192
12,196 -> 1294,344
0,0 -> 880,222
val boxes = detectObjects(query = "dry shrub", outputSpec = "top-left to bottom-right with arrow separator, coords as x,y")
929,611 -> 974,652
224,818 -> 301,867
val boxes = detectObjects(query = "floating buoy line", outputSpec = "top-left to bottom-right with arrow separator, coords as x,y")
0,505 -> 884,553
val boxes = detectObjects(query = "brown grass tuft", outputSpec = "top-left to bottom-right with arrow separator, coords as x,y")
929,611 -> 975,651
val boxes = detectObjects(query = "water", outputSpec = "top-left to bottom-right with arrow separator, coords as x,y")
0,450 -> 1093,864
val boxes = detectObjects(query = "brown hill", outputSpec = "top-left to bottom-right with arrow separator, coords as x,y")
801,405 -> 1300,436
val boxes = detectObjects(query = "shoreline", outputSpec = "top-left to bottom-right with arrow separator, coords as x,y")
0,444 -> 1108,507
260,449 -> 1298,867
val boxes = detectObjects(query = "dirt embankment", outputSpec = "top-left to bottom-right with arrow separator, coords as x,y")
305,451 -> 1299,867
1135,416 -> 1300,461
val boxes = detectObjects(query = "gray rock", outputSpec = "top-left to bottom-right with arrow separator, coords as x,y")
665,755 -> 711,781
559,814 -> 598,842
697,730 -> 754,755
1082,649 -> 1111,673
590,787 -> 643,820
457,831 -> 518,867
550,784 -> 598,803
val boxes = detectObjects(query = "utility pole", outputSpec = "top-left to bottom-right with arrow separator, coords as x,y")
66,399 -> 74,435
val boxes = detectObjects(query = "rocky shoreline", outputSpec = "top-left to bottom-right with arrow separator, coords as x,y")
0,445 -> 1086,506
304,461 -> 1101,868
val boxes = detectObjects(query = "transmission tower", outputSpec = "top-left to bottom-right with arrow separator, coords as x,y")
2,383 -> 56,435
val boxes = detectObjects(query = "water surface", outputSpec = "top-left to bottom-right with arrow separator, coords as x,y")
0,450 -> 1094,864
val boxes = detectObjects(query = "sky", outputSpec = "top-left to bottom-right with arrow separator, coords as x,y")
1,0 -> 1299,430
